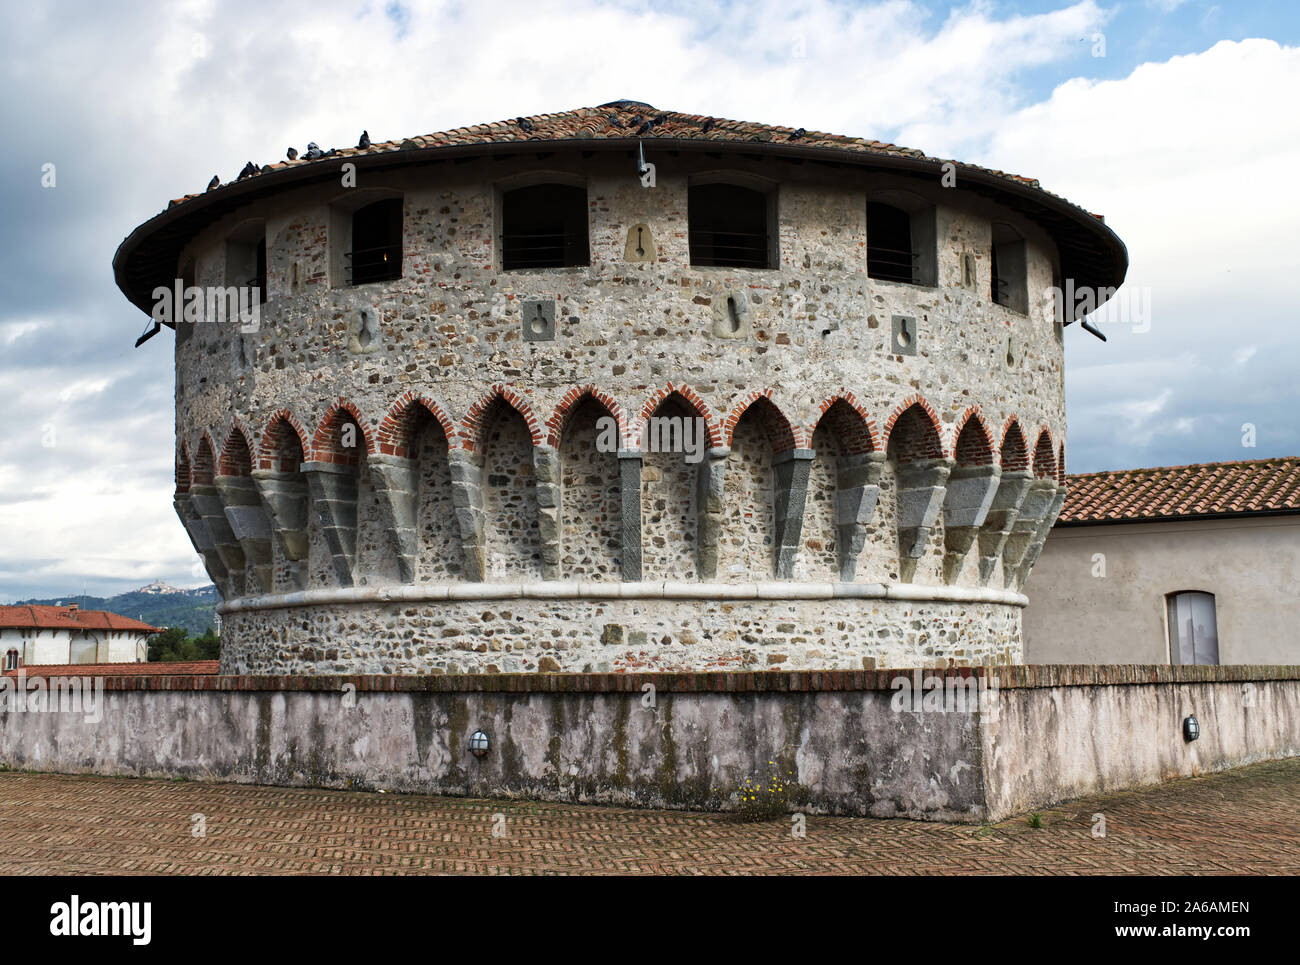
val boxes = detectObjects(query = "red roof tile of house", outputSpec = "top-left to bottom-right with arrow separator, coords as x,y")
0,605 -> 159,633
1059,457 -> 1300,525
2,660 -> 218,678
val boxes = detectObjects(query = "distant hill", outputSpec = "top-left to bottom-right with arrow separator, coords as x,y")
15,582 -> 219,635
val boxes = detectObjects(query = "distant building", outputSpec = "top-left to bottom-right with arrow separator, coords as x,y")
1024,458 -> 1300,665
0,605 -> 160,669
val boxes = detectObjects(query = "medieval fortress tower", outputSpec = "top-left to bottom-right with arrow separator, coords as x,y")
114,102 -> 1127,675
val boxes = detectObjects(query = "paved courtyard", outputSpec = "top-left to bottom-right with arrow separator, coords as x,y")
0,758 -> 1296,875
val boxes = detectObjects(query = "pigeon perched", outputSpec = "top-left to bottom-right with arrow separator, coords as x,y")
607,114 -> 624,128
206,175 -> 220,191
789,127 -> 807,141
237,161 -> 258,180
700,117 -> 715,134
286,146 -> 298,161
304,142 -> 323,160
516,116 -> 534,133
358,130 -> 370,149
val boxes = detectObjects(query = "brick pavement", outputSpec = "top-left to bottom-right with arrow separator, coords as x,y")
0,758 -> 1296,875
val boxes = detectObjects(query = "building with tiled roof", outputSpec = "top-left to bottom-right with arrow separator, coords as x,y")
117,101 -> 1129,674
0,604 -> 160,669
2,659 -> 216,678
1025,458 -> 1300,666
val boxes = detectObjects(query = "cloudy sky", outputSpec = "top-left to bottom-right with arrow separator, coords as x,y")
1,0 -> 1296,601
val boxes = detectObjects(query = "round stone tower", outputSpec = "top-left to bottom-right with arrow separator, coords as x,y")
114,102 -> 1126,675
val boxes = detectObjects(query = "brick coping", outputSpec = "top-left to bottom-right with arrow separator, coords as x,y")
7,664 -> 1298,693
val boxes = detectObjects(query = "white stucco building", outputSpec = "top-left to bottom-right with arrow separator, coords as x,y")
1024,458 -> 1300,665
0,605 -> 159,668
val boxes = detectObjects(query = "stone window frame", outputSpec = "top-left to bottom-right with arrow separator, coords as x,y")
4,649 -> 17,671
990,220 -> 1029,315
866,188 -> 938,288
326,187 -> 405,290
492,170 -> 590,274
686,170 -> 780,271
224,218 -> 267,302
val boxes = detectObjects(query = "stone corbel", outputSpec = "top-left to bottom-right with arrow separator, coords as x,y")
975,470 -> 1033,585
618,449 -> 643,582
941,463 -> 1002,584
895,457 -> 954,580
695,447 -> 729,581
369,453 -> 420,584
833,451 -> 885,582
189,482 -> 246,596
532,445 -> 562,582
174,495 -> 230,598
301,460 -> 359,587
1014,484 -> 1067,588
251,468 -> 310,591
214,475 -> 275,594
772,449 -> 815,579
448,447 -> 485,581
1000,476 -> 1060,587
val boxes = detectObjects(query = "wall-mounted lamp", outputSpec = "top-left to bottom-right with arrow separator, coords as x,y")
1183,715 -> 1200,742
469,729 -> 491,758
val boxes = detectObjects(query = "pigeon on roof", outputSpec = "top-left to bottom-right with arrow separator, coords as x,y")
286,146 -> 298,161
304,142 -> 323,159
206,175 -> 220,191
358,130 -> 370,149
516,117 -> 534,133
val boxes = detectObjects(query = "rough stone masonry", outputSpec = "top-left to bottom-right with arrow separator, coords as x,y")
113,102 -> 1128,675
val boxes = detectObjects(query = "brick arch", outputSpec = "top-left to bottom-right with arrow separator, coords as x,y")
310,399 -> 373,466
1000,417 -> 1030,472
953,407 -> 995,467
724,390 -> 804,452
378,392 -> 457,458
1032,427 -> 1058,480
634,383 -> 723,449
1057,441 -> 1066,485
883,395 -> 945,461
460,385 -> 543,451
176,443 -> 191,495
218,424 -> 255,477
257,410 -> 311,471
546,385 -> 629,448
810,391 -> 878,455
191,432 -> 218,486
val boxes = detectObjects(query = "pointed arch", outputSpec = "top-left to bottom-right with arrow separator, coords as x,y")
1000,418 -> 1029,472
810,392 -> 878,455
378,392 -> 457,457
311,399 -> 372,465
176,443 -> 192,496
460,384 -> 542,451
218,424 -> 255,477
884,396 -> 945,461
635,383 -> 723,449
258,410 -> 310,472
1057,441 -> 1067,485
1032,427 -> 1058,480
723,390 -> 803,452
953,407 -> 995,467
546,385 -> 628,449
555,391 -> 622,580
192,432 -> 217,486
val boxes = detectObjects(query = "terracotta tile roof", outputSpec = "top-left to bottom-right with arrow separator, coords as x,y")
1059,457 -> 1300,525
167,101 -> 1044,209
3,660 -> 218,678
0,605 -> 159,633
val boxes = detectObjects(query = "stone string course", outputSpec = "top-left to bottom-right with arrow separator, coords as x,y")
161,150 -> 1077,674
